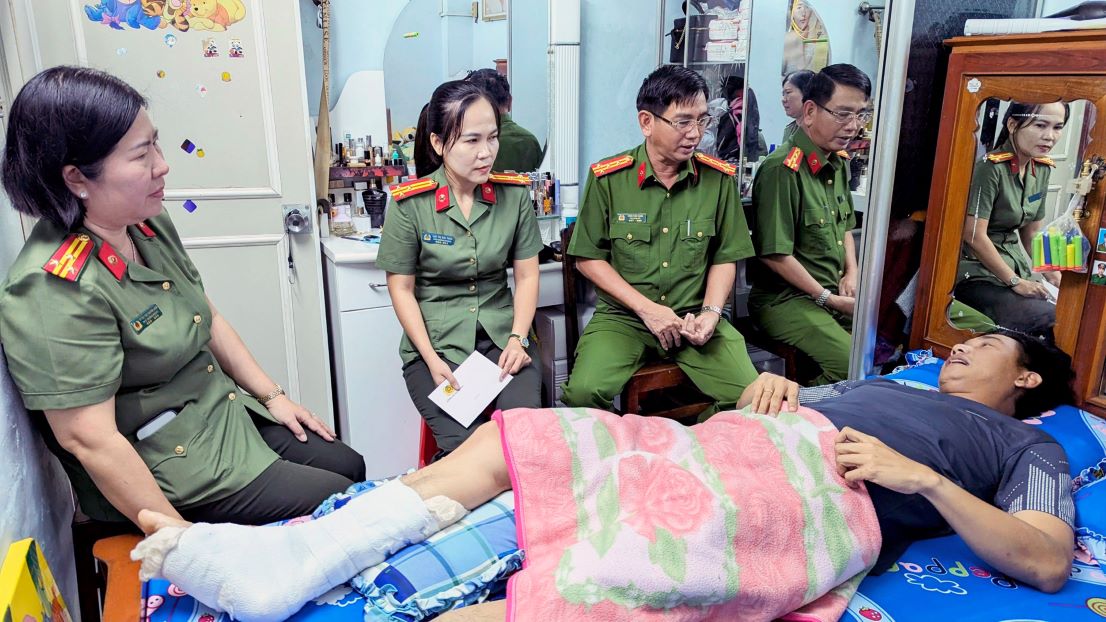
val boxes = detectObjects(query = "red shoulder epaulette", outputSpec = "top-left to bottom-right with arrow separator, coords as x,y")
488,172 -> 530,185
1033,156 -> 1056,167
693,152 -> 736,176
782,146 -> 804,172
390,178 -> 439,201
42,234 -> 94,282
590,154 -> 634,178
986,152 -> 1014,163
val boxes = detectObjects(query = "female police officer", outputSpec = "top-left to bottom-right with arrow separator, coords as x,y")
0,67 -> 365,526
955,101 -> 1068,337
377,80 -> 543,457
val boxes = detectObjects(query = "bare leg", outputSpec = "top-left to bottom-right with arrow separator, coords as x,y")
401,420 -> 512,508
130,421 -> 513,622
436,600 -> 507,621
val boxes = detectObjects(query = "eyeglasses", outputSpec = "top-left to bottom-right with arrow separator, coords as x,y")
654,112 -> 714,133
816,102 -> 873,126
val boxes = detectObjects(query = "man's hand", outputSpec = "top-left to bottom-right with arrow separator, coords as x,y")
834,426 -> 941,493
828,294 -> 856,316
737,372 -> 800,416
497,338 -> 532,380
265,395 -> 336,443
638,303 -> 683,350
838,271 -> 858,298
680,311 -> 720,346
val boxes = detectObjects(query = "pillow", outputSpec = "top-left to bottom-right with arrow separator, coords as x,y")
1074,476 -> 1106,567
310,482 -> 522,621
1025,407 -> 1106,477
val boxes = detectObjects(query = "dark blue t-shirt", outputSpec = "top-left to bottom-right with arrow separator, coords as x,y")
803,378 -> 1074,572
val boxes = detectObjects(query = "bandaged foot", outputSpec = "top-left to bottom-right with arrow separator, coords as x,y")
131,480 -> 467,622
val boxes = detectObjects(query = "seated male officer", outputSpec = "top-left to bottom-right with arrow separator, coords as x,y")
561,65 -> 759,416
748,63 -> 871,385
465,68 -> 543,172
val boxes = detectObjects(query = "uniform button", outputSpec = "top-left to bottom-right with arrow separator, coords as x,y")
665,192 -> 670,198
662,261 -> 669,268
831,210 -> 836,216
193,314 -> 202,324
819,218 -> 825,224
466,231 -> 472,237
228,392 -> 237,401
469,284 -> 476,291
469,257 -> 476,264
469,307 -> 476,313
660,295 -> 667,301
827,179 -> 834,185
662,227 -> 669,234
839,270 -> 844,276
161,282 -> 171,291
626,233 -> 633,240
174,445 -> 185,455
697,231 -> 703,238
837,240 -> 844,246
206,364 -> 214,373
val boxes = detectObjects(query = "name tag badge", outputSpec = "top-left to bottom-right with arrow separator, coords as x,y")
616,213 -> 648,224
130,304 -> 162,334
1028,192 -> 1043,203
422,232 -> 455,246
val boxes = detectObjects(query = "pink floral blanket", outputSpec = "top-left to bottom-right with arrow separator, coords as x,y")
493,406 -> 881,622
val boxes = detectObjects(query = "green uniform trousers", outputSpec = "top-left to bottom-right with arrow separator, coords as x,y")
561,312 -> 758,418
750,296 -> 851,386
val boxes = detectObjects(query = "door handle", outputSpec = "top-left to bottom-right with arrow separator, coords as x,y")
283,204 -> 312,234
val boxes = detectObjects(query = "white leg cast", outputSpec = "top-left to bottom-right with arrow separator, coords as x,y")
130,479 -> 465,622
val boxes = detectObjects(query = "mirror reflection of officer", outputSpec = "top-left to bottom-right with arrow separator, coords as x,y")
748,64 -> 871,385
562,66 -> 759,419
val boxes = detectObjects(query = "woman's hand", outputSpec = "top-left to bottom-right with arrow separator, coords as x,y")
497,338 -> 532,381
427,356 -> 460,391
265,395 -> 335,443
737,372 -> 800,416
1012,279 -> 1052,300
1043,270 -> 1062,288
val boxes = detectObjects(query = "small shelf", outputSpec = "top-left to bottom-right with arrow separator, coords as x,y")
330,165 -> 406,181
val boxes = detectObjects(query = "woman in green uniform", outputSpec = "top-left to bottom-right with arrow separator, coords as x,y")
780,70 -> 814,144
377,81 -> 543,457
0,67 -> 365,527
955,101 -> 1068,337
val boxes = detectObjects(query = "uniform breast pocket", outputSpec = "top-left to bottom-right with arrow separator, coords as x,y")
679,218 -> 716,270
610,222 -> 652,273
801,208 -> 834,252
133,403 -> 206,499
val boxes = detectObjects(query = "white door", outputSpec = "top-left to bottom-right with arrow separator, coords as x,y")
5,0 -> 335,424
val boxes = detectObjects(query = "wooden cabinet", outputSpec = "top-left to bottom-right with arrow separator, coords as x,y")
911,30 -> 1106,416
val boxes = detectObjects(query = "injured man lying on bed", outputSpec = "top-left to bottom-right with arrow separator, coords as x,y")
131,329 -> 1077,622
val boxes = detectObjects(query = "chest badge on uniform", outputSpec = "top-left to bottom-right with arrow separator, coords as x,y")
616,213 -> 648,224
422,232 -> 455,246
131,304 -> 163,334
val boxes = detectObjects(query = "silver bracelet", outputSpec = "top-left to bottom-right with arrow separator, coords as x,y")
700,305 -> 723,316
814,289 -> 831,307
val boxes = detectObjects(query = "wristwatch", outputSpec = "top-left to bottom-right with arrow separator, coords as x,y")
700,305 -> 723,316
259,384 -> 285,406
509,333 -> 530,348
1008,275 -> 1021,287
814,289 -> 832,307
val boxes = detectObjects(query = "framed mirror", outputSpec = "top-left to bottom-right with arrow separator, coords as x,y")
948,97 -> 1096,338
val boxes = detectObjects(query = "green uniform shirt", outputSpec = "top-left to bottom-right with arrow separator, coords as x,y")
748,127 -> 857,309
957,141 -> 1052,286
493,114 -> 543,173
376,166 -> 543,366
782,120 -> 799,145
568,143 -> 754,316
0,210 -> 279,521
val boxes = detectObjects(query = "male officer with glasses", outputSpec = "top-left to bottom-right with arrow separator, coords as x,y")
749,63 -> 872,385
562,65 -> 760,417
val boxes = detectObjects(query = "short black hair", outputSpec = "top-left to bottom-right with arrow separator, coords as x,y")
782,69 -> 815,93
2,66 -> 146,231
465,68 -> 511,111
994,101 -> 1071,150
803,63 -> 872,107
413,80 -> 500,178
636,65 -> 709,116
991,329 -> 1076,420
